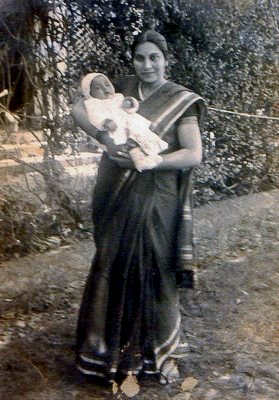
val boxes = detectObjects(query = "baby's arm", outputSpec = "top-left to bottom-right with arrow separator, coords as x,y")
103,118 -> 118,132
121,96 -> 139,113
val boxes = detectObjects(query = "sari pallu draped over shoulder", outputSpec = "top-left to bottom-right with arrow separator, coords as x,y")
76,78 -> 206,381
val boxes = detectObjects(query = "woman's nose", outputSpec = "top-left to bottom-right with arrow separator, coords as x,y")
143,58 -> 152,69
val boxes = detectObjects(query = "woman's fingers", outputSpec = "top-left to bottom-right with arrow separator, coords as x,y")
109,155 -> 129,163
109,154 -> 135,169
116,151 -> 130,158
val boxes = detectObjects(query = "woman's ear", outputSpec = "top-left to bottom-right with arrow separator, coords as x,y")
164,60 -> 170,79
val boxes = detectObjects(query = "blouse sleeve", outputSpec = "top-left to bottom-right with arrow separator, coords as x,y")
177,103 -> 199,129
181,103 -> 198,119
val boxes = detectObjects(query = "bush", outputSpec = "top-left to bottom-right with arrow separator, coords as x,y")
0,173 -> 95,260
194,115 -> 279,205
2,0 -> 279,205
63,0 -> 279,203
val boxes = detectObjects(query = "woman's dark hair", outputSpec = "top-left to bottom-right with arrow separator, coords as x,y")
131,30 -> 168,59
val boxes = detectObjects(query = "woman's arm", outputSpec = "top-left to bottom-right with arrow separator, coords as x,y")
157,116 -> 202,170
71,99 -> 99,139
109,116 -> 202,171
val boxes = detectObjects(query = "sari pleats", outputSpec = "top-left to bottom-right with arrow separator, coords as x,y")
77,167 -> 180,379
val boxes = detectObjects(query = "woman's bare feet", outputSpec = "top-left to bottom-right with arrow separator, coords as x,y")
171,342 -> 189,359
159,359 -> 180,385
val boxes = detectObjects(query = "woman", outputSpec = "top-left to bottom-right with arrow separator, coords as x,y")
72,30 -> 206,385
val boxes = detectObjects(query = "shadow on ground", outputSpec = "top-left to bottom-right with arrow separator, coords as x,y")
1,190 -> 279,399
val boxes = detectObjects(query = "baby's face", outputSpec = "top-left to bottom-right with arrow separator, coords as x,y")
90,76 -> 115,99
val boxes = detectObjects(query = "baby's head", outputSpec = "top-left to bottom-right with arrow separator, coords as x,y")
81,73 -> 115,100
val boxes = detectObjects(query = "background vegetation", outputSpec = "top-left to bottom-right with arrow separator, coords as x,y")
0,0 -> 278,258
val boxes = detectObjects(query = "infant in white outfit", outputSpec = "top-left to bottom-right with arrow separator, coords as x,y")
81,72 -> 168,171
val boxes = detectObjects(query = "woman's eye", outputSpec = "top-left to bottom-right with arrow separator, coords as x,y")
150,55 -> 159,61
135,55 -> 144,62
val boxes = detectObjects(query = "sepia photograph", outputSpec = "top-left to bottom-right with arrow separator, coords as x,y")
0,1 -> 278,399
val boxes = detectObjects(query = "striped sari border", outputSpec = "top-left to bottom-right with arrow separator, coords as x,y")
77,364 -> 106,378
162,95 -> 204,135
154,314 -> 181,369
80,354 -> 106,366
150,91 -> 204,138
156,335 -> 181,370
153,92 -> 194,126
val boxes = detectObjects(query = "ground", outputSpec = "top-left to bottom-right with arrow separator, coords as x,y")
0,190 -> 278,400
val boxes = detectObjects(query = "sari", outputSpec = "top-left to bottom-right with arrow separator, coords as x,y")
76,76 -> 206,381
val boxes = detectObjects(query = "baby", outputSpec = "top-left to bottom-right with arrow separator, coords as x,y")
81,72 -> 168,171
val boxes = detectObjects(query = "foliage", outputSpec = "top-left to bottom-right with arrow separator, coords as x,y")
0,184 -> 51,258
0,176 -> 94,260
62,0 -> 279,203
194,115 -> 279,205
0,0 -> 279,258
136,0 -> 279,204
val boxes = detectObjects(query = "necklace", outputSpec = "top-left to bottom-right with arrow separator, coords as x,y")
138,81 -> 166,101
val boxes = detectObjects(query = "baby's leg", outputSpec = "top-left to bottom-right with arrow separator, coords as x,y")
129,127 -> 168,155
127,115 -> 168,155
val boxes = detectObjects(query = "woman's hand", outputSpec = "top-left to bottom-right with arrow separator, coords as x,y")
71,99 -> 100,139
109,153 -> 135,169
100,132 -> 136,169
109,148 -> 136,169
99,131 -> 126,155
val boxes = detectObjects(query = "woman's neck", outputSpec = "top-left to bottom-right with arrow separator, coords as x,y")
138,79 -> 167,100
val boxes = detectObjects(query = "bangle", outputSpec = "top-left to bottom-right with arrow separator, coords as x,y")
95,130 -> 105,144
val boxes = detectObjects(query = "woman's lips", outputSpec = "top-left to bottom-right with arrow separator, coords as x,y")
141,72 -> 155,77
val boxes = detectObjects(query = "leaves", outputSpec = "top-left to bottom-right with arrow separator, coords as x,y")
120,375 -> 140,397
112,375 -> 140,398
181,377 -> 198,392
0,0 -> 278,246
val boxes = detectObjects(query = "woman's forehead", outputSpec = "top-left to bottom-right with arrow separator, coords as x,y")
134,41 -> 163,56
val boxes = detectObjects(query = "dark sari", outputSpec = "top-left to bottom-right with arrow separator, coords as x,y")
76,76 -> 206,381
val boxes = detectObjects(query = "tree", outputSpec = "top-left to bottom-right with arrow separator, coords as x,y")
0,0 -> 278,258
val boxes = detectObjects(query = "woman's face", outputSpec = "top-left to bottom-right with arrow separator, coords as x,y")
133,41 -> 167,85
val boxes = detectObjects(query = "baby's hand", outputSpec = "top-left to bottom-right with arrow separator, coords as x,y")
103,118 -> 118,132
122,97 -> 139,113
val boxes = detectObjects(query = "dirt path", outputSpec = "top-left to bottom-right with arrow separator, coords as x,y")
0,190 -> 279,400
